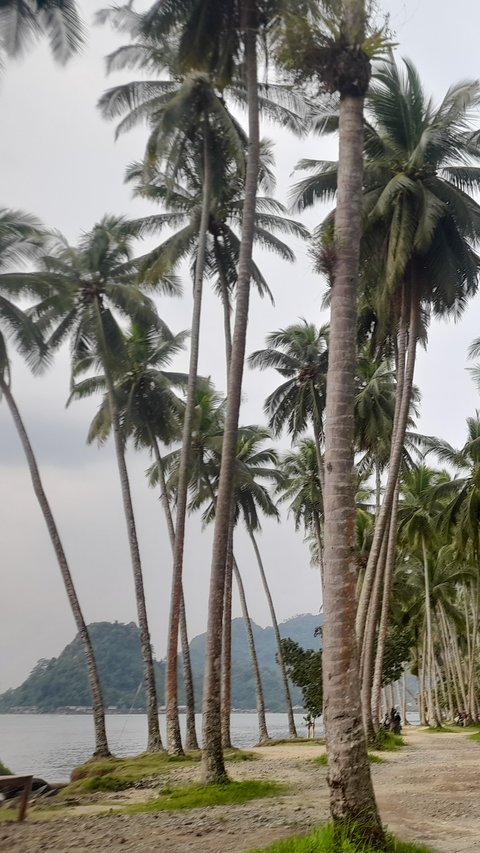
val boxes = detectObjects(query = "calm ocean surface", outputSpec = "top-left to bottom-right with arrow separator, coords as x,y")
0,713 -> 310,782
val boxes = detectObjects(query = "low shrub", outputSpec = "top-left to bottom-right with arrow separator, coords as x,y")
371,729 -> 404,752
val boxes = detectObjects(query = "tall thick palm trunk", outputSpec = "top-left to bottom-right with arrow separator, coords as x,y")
0,375 -> 110,757
152,436 -> 199,751
247,527 -> 297,737
201,22 -> 261,785
100,354 -> 162,752
221,525 -> 234,749
166,131 -> 212,755
232,557 -> 270,743
320,1 -> 382,829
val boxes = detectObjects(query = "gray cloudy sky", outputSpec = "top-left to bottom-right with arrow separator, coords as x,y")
1,0 -> 480,691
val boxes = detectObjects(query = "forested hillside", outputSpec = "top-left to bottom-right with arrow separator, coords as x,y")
0,615 -> 321,713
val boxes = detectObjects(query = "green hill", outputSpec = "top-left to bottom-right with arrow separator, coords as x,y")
0,614 -> 322,713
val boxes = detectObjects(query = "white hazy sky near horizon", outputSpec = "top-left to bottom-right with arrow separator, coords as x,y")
1,0 -> 480,692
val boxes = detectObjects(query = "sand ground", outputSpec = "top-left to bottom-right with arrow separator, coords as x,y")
1,728 -> 479,853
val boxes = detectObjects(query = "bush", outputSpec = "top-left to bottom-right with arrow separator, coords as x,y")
371,729 -> 404,752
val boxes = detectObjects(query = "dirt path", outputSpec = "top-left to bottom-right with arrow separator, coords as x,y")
1,728 -> 479,853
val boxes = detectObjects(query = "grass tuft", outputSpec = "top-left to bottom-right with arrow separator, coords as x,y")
370,729 -> 405,752
122,780 -> 285,813
314,753 -> 383,768
0,760 -> 12,776
468,731 -> 480,742
248,823 -> 436,852
261,738 -> 324,747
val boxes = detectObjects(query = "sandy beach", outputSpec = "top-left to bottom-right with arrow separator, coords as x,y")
1,728 -> 479,853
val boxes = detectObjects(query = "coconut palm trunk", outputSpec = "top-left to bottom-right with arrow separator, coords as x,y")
422,538 -> 441,726
356,292 -> 417,646
369,485 -> 400,729
247,527 -> 297,737
151,435 -> 199,751
98,349 -> 162,752
201,19 -> 261,785
0,375 -> 110,757
166,128 -> 212,756
232,557 -> 270,743
320,0 -> 382,830
221,524 -> 234,749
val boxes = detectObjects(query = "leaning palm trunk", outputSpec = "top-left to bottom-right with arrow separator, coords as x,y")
321,8 -> 382,829
247,527 -> 297,737
0,375 -> 110,757
467,578 -> 479,717
361,524 -> 389,737
356,292 -> 417,646
202,22 -> 261,784
422,538 -> 440,727
232,557 -> 270,743
152,435 -> 199,751
369,484 -> 400,729
98,347 -> 162,752
166,130 -> 212,756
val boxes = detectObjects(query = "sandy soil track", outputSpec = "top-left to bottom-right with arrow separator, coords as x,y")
1,728 -> 479,853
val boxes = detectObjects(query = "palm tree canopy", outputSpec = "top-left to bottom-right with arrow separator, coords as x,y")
70,321 -> 189,450
248,320 -> 328,441
293,57 -> 480,325
0,0 -> 84,62
0,209 -> 48,380
0,216 -> 179,376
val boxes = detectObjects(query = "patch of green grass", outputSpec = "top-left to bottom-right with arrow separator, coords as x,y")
78,775 -> 130,793
370,729 -> 405,752
262,738 -> 325,747
224,748 -> 258,762
313,753 -> 383,768
64,751 -> 199,796
468,731 -> 480,742
122,780 -> 285,813
248,824 -> 436,853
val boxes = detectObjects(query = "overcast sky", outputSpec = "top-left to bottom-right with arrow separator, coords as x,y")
1,0 -> 480,692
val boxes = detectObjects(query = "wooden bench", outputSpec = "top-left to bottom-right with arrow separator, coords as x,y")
0,775 -> 33,821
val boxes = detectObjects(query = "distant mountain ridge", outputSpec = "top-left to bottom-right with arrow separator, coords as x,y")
0,614 -> 322,713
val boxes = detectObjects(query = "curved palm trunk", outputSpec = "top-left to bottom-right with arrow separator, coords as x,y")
0,376 -> 110,757
247,527 -> 297,737
100,364 -> 162,751
232,557 -> 270,743
422,538 -> 440,727
321,23 -> 382,827
369,484 -> 400,729
361,523 -> 389,738
201,23 -> 260,785
166,130 -> 212,756
152,436 -> 199,751
356,292 -> 417,646
467,578 -> 479,717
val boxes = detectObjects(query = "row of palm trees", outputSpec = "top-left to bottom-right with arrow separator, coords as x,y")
4,0 -> 480,838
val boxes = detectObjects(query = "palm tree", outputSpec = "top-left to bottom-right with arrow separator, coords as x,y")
0,0 -> 84,63
7,216 -> 177,752
422,410 -> 480,717
277,439 -> 324,580
293,59 -> 480,656
249,322 -> 328,490
278,0 -> 383,832
71,321 -> 202,750
195,425 -> 298,738
397,465 -> 449,726
0,210 -> 110,756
